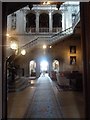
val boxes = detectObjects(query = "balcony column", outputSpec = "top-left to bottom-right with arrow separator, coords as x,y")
49,11 -> 53,33
66,7 -> 72,29
61,9 -> 67,31
23,11 -> 27,32
36,11 -> 40,33
23,9 -> 30,33
36,58 -> 40,78
24,11 -> 27,32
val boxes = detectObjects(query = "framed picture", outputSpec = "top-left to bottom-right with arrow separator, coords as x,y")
70,56 -> 76,65
70,46 -> 76,54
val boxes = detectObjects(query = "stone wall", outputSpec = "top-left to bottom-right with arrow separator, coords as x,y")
15,34 -> 82,77
49,35 -> 82,72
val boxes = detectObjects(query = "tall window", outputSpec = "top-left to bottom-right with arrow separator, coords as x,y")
53,13 -> 62,28
39,13 -> 49,28
11,13 -> 16,30
26,13 -> 36,32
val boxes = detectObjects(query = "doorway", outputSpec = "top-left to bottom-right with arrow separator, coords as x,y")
29,60 -> 36,77
40,60 -> 49,76
52,60 -> 59,72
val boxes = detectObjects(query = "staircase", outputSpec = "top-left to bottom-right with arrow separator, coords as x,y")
8,11 -> 80,92
21,11 -> 80,51
8,77 -> 30,92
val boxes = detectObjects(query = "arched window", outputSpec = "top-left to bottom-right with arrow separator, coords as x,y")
53,13 -> 62,28
29,60 -> 36,77
26,13 -> 36,32
39,13 -> 49,29
52,60 -> 59,72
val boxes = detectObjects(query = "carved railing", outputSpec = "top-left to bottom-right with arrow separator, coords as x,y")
26,27 -> 62,33
21,27 -> 73,50
49,27 -> 73,44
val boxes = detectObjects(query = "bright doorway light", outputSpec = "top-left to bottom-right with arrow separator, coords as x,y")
40,60 -> 48,71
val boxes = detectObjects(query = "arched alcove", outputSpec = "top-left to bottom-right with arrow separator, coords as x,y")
52,60 -> 59,72
29,60 -> 36,77
53,13 -> 62,32
39,13 -> 49,32
26,13 -> 36,32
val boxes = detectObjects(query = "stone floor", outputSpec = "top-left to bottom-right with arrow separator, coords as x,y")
7,74 -> 85,118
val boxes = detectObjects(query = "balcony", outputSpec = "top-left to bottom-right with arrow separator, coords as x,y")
26,27 -> 62,34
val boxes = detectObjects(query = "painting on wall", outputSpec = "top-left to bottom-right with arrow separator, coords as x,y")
70,56 -> 76,65
70,46 -> 76,54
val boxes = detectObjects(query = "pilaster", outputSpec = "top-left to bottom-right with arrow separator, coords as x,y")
35,11 -> 40,33
49,10 -> 53,32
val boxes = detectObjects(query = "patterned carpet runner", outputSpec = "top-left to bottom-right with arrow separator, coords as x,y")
24,74 -> 63,118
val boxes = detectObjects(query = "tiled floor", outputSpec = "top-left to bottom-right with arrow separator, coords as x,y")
7,74 -> 85,118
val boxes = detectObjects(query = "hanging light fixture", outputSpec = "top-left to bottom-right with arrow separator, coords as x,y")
43,45 -> 47,49
10,37 -> 18,50
49,45 -> 52,48
21,49 -> 26,55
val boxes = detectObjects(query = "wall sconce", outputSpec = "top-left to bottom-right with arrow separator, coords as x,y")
49,45 -> 52,48
7,34 -> 27,56
9,36 -> 18,50
6,33 -> 11,37
10,41 -> 18,50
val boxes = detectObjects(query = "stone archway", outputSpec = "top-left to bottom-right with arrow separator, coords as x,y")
52,59 -> 60,72
29,60 -> 36,77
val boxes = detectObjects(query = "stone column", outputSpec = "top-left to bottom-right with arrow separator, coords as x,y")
16,10 -> 23,34
24,61 -> 29,77
36,58 -> 40,78
48,58 -> 52,77
66,7 -> 72,29
23,11 -> 27,32
65,8 -> 70,30
49,11 -> 53,33
36,11 -> 40,33
61,9 -> 66,31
